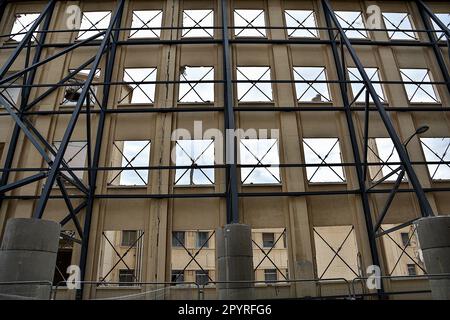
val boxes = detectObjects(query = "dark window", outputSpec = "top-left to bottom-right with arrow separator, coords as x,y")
118,269 -> 135,286
52,235 -> 74,285
121,230 -> 137,247
262,233 -> 275,248
283,231 -> 287,248
196,270 -> 209,285
401,232 -> 410,247
196,231 -> 209,248
407,264 -> 417,276
171,270 -> 184,285
172,231 -> 185,247
264,269 -> 277,283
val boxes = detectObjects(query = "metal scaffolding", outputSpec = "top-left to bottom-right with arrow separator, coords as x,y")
0,0 -> 449,298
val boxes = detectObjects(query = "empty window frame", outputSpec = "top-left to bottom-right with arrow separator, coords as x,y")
196,231 -> 210,248
196,270 -> 209,285
264,269 -> 278,283
382,12 -> 416,40
178,66 -> 214,103
77,11 -> 111,40
347,67 -> 386,103
98,230 -> 144,284
234,9 -> 266,37
182,10 -> 214,38
334,11 -> 368,39
293,67 -> 331,103
129,10 -> 163,39
407,264 -> 417,276
399,69 -> 439,103
380,224 -> 426,276
52,141 -> 87,181
367,138 -> 403,182
174,139 -> 214,185
10,13 -> 40,42
262,233 -> 275,248
313,225 -> 359,280
284,10 -> 318,38
431,13 -> 450,41
236,67 -> 273,102
61,69 -> 100,106
53,231 -> 74,286
172,231 -> 186,247
240,138 -> 280,184
121,230 -> 137,247
0,75 -> 21,108
108,140 -> 151,186
119,68 -> 157,104
420,138 -> 450,180
302,138 -> 345,183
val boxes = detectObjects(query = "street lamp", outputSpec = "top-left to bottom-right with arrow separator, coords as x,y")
403,125 -> 429,148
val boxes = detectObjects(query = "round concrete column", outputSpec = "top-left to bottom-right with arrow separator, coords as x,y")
416,215 -> 450,300
0,218 -> 60,300
216,223 -> 255,300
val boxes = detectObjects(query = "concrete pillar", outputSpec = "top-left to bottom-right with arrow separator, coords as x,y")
416,215 -> 450,300
0,218 -> 60,300
216,224 -> 255,300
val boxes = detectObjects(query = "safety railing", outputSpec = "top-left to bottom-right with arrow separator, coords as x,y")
0,280 -> 53,300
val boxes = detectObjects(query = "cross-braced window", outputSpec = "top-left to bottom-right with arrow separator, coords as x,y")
382,12 -> 416,40
0,74 -> 21,108
10,13 -> 40,42
120,68 -> 157,104
182,10 -> 214,38
293,67 -> 331,103
108,140 -> 150,186
129,10 -> 162,39
174,139 -> 214,185
334,11 -> 368,39
302,138 -> 345,183
367,138 -> 404,182
380,224 -> 426,276
431,13 -> 450,41
236,67 -> 272,102
234,9 -> 266,37
98,230 -> 144,285
61,69 -> 100,106
240,138 -> 280,184
178,66 -> 214,103
284,10 -> 318,38
313,226 -> 359,280
77,11 -> 111,40
347,67 -> 386,103
171,230 -> 215,285
399,68 -> 439,103
252,228 -> 288,282
52,141 -> 87,180
420,138 -> 450,180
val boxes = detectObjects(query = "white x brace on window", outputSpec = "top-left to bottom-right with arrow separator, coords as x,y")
302,138 -> 345,183
109,140 -> 151,186
431,13 -> 450,41
420,138 -> 450,180
130,10 -> 162,38
240,138 -> 280,184
399,68 -> 439,103
294,67 -> 331,103
10,13 -> 40,42
237,67 -> 272,102
347,67 -> 386,103
77,11 -> 111,40
334,11 -> 368,39
178,66 -> 214,103
382,12 -> 416,40
234,9 -> 266,37
120,68 -> 157,104
284,10 -> 318,38
175,139 -> 215,185
182,10 -> 214,38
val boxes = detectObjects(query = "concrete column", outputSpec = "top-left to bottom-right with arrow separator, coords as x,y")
416,215 -> 450,300
216,224 -> 255,300
0,218 -> 60,300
